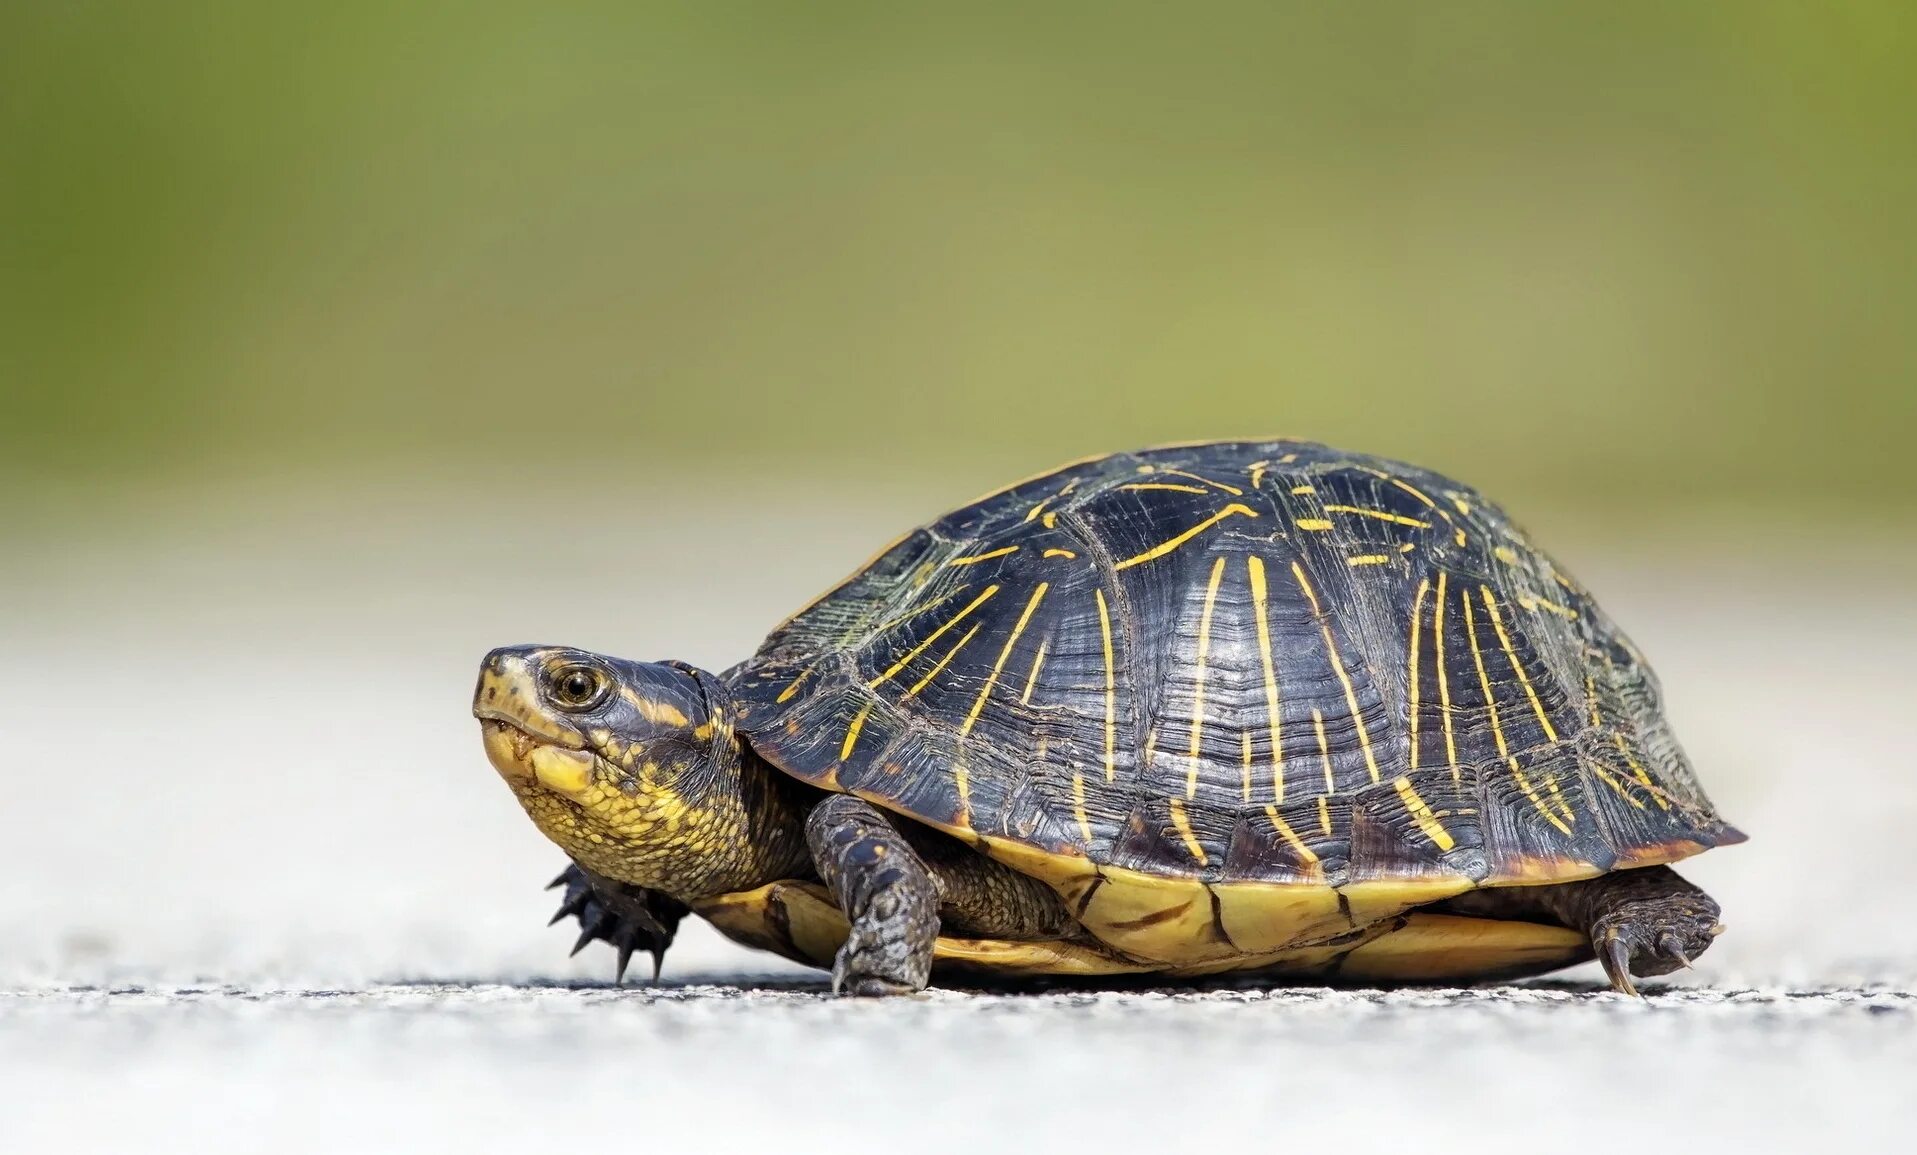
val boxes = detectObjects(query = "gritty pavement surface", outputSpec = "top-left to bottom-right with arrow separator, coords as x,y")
4,490 -> 1915,1153
5,978 -> 1913,1153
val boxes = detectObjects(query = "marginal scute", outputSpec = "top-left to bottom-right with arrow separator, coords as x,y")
1072,867 -> 1234,963
1208,881 -> 1349,955
1330,913 -> 1591,983
1339,875 -> 1480,925
729,439 -> 1743,971
696,880 -> 1157,976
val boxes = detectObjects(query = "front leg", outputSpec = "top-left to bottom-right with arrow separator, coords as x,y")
805,795 -> 941,996
546,863 -> 689,984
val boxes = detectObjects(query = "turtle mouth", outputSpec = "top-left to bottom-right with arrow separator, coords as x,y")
480,716 -> 545,763
478,714 -> 601,797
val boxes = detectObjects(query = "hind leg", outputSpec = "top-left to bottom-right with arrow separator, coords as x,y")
1443,866 -> 1723,995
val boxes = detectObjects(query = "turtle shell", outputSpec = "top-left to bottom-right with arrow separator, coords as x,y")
729,441 -> 1743,966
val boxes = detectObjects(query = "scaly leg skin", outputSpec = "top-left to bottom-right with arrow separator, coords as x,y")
1578,867 -> 1724,996
805,795 -> 941,997
1444,865 -> 1723,996
545,863 -> 689,984
901,822 -> 1079,941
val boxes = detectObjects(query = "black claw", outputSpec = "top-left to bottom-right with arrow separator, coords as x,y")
614,944 -> 635,986
1597,932 -> 1639,997
650,948 -> 666,983
1655,931 -> 1692,967
547,868 -> 574,891
570,912 -> 610,957
548,887 -> 592,926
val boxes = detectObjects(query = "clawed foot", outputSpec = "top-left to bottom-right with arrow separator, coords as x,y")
831,916 -> 932,997
1592,890 -> 1723,997
546,864 -> 689,985
806,795 -> 940,998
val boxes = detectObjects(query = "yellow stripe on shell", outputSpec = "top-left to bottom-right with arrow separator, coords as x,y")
1119,482 -> 1209,495
1095,587 -> 1118,783
1023,481 -> 1076,523
1246,556 -> 1284,802
1387,477 -> 1439,509
1615,734 -> 1671,811
1020,636 -> 1050,705
947,545 -> 1020,566
1186,556 -> 1228,799
1434,571 -> 1459,783
1322,505 -> 1431,529
960,583 -> 1051,737
840,703 -> 872,761
873,584 -> 971,636
1167,797 -> 1209,865
1519,595 -> 1579,619
1351,465 -> 1441,513
1113,504 -> 1259,570
1072,770 -> 1093,844
1480,586 -> 1575,825
903,622 -> 983,698
1310,708 -> 1334,795
1407,578 -> 1430,771
1264,805 -> 1320,865
1159,468 -> 1244,495
775,667 -> 813,703
1393,776 -> 1456,851
1480,586 -> 1560,744
1461,587 -> 1571,835
1291,561 -> 1382,785
1590,761 -> 1648,810
868,585 -> 999,689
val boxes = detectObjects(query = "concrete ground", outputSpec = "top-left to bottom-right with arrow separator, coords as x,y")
5,981 -> 1912,1152
3,484 -> 1913,1152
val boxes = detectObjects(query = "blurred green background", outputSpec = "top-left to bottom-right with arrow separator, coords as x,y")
3,3 -> 1916,1005
5,1 -> 1913,528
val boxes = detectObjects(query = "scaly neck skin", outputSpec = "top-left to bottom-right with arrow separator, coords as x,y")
514,713 -> 815,904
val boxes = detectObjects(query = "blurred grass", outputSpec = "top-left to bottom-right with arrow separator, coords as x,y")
3,2 -> 1913,526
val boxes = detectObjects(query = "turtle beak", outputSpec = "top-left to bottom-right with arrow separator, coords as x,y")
474,647 -> 592,791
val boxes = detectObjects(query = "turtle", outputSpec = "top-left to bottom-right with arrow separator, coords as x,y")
474,439 -> 1744,995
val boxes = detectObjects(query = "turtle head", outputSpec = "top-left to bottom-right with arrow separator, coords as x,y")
474,645 -> 748,898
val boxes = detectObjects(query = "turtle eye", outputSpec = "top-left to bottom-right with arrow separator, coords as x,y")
549,664 -> 609,711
